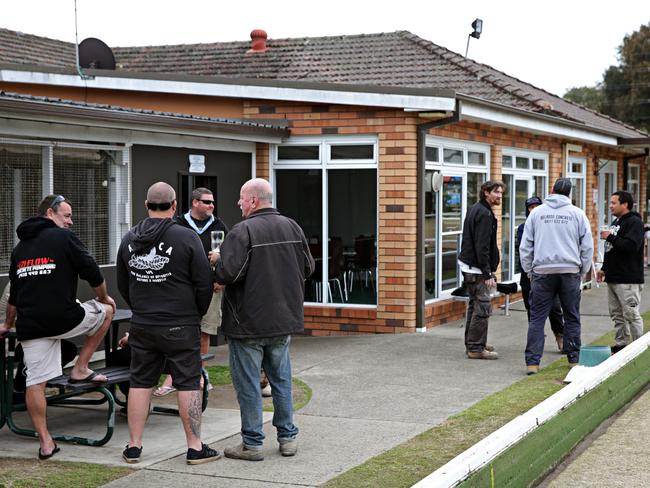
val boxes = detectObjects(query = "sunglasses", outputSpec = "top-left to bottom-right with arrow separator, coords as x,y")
199,199 -> 215,206
49,195 -> 65,209
146,200 -> 175,211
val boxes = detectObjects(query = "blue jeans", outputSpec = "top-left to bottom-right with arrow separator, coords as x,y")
228,335 -> 298,448
525,273 -> 582,366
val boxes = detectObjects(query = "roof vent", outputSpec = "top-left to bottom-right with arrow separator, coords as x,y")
248,29 -> 268,53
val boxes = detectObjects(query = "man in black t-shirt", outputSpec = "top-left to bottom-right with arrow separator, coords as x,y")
0,195 -> 116,460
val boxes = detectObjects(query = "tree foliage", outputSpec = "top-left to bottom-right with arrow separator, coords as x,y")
565,22 -> 650,133
563,86 -> 604,112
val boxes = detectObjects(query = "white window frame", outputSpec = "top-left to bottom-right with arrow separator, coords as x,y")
271,135 -> 379,308
0,137 -> 130,275
501,148 -> 549,282
628,163 -> 641,211
567,156 -> 587,209
424,136 -> 490,302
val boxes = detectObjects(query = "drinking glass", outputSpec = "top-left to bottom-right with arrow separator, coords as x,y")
210,230 -> 224,252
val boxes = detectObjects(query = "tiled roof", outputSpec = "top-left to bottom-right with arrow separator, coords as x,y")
0,27 -> 645,138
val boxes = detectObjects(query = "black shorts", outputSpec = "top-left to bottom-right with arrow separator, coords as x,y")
128,324 -> 201,391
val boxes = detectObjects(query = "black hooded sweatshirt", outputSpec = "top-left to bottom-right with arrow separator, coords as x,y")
9,217 -> 104,341
116,218 -> 213,326
602,211 -> 645,284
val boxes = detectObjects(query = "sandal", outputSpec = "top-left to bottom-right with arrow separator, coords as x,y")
153,385 -> 176,397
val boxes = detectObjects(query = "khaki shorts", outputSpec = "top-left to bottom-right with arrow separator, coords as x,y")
21,300 -> 107,387
200,290 -> 223,335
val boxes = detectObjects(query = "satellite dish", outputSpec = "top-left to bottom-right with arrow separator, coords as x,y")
78,38 -> 116,70
431,172 -> 443,192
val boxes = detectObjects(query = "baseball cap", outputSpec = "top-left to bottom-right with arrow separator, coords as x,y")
525,196 -> 543,209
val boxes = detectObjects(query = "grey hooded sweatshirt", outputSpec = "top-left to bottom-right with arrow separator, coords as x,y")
519,194 -> 593,275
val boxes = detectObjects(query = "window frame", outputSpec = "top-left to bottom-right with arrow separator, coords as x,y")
567,156 -> 587,209
272,135 -> 379,308
424,136 -> 490,302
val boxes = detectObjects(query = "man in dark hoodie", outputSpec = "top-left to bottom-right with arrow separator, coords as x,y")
458,180 -> 504,360
0,195 -> 116,460
516,196 -> 564,352
214,178 -> 314,461
116,182 -> 219,465
597,190 -> 645,353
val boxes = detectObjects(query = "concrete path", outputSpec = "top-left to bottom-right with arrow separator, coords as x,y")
2,277 -> 645,487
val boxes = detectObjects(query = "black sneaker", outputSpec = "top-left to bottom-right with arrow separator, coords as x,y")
611,344 -> 627,354
186,443 -> 222,465
122,445 -> 142,464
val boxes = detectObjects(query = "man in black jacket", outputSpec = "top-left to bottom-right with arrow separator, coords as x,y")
0,195 -> 116,460
214,178 -> 314,461
458,180 -> 504,360
154,187 -> 228,396
117,182 -> 219,465
597,190 -> 645,353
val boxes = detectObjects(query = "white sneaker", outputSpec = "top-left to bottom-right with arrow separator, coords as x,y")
261,384 -> 272,397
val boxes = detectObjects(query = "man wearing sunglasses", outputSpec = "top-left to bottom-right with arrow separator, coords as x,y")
154,187 -> 228,396
1,194 -> 116,459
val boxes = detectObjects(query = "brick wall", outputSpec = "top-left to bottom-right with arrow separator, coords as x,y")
244,101 -> 643,334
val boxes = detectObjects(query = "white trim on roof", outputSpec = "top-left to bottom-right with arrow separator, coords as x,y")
460,100 -> 618,146
0,68 -> 456,111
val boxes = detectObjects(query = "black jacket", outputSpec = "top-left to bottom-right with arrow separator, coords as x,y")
9,217 -> 104,341
174,212 -> 229,255
214,207 -> 315,339
602,211 -> 645,284
459,200 -> 500,278
117,218 -> 213,326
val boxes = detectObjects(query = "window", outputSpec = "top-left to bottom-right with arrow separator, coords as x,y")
424,137 -> 490,300
0,140 -> 130,274
501,149 -> 549,281
628,163 -> 640,211
567,156 -> 586,209
274,137 -> 377,306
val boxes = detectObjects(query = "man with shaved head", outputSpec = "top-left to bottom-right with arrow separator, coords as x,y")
117,182 -> 219,465
215,178 -> 314,461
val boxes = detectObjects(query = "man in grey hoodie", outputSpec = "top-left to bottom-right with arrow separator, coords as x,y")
519,178 -> 593,374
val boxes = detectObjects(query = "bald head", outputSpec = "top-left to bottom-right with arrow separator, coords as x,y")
239,178 -> 273,218
145,182 -> 177,216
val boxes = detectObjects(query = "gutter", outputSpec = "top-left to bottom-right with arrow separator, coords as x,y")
416,101 -> 461,331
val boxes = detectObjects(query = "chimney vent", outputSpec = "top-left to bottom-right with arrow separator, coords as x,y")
248,29 -> 268,53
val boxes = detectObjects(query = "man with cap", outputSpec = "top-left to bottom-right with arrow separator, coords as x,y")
516,196 -> 564,352
597,190 -> 645,353
520,178 -> 593,375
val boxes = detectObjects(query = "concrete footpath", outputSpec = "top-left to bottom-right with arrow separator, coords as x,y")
2,278 -> 647,487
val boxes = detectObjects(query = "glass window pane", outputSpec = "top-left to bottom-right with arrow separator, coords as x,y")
0,144 -> 43,274
277,145 -> 319,160
502,155 -> 513,168
276,169 -> 323,303
442,175 -> 463,232
425,170 -> 438,299
516,156 -> 528,169
514,180 -> 530,275
533,176 -> 546,198
53,148 -> 110,265
630,166 -> 640,180
501,175 -> 512,281
425,147 -> 439,162
466,172 -> 486,210
328,169 -> 376,305
468,151 -> 486,166
330,144 -> 374,160
570,178 -> 584,208
532,158 -> 545,170
443,148 -> 463,164
425,253 -> 436,300
441,234 -> 460,291
571,162 -> 583,173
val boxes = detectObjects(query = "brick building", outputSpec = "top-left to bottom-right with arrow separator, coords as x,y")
0,28 -> 648,334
